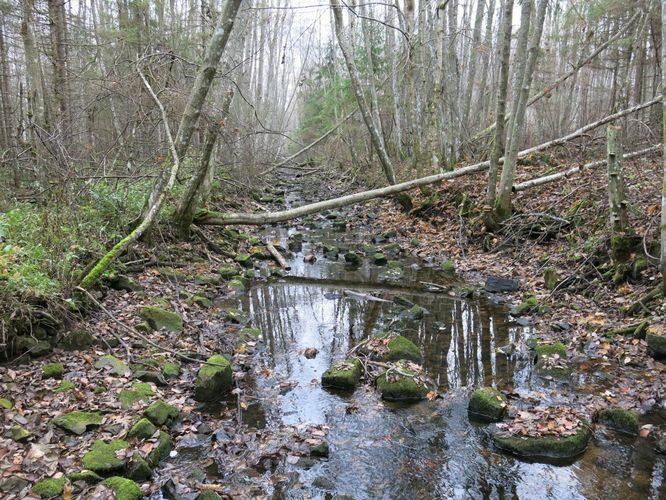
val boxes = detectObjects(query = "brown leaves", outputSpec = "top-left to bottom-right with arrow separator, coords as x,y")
497,407 -> 582,439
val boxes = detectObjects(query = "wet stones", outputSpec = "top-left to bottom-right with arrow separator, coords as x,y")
362,332 -> 422,364
376,361 -> 429,401
597,408 -> 640,436
492,424 -> 591,461
321,358 -> 362,390
533,341 -> 570,379
193,355 -> 232,402
485,276 -> 520,293
468,387 -> 507,422
373,253 -> 387,265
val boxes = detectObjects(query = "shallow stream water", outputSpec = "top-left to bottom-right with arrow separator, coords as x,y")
213,192 -> 664,499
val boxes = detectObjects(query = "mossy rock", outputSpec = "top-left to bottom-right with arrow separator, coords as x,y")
598,408 -> 640,435
387,260 -> 403,271
408,304 -> 426,320
119,382 -> 154,409
32,477 -> 65,498
364,333 -> 422,363
344,252 -> 361,265
28,340 -> 53,357
144,401 -> 179,427
102,477 -> 142,500
239,328 -> 262,342
468,387 -> 507,422
373,253 -> 387,265
511,295 -> 539,316
492,424 -> 591,461
55,381 -> 75,393
440,260 -> 455,273
363,244 -> 377,255
410,239 -> 421,247
245,269 -> 256,279
139,306 -> 183,332
53,411 -> 103,435
228,279 -> 245,292
224,308 -> 247,323
0,398 -> 12,409
310,442 -> 330,457
158,268 -> 189,281
321,358 -> 362,390
82,440 -> 129,473
376,368 -> 429,402
194,355 -> 232,402
187,294 -> 213,309
194,274 -> 221,286
61,330 -> 96,350
646,331 -> 666,358
235,253 -> 253,268
126,452 -> 152,481
147,431 -> 172,466
196,491 -> 222,500
543,268 -> 559,290
161,362 -> 181,379
535,359 -> 571,379
10,425 -> 31,442
42,363 -> 64,379
94,355 -> 130,376
218,267 -> 239,279
66,470 -> 102,484
133,370 -> 166,386
106,274 -> 143,292
127,418 -> 157,439
533,341 -> 567,360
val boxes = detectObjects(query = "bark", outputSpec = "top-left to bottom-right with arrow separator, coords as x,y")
496,0 -> 548,219
606,125 -> 629,235
661,0 -> 666,292
79,0 -> 243,290
462,0 -> 486,132
47,0 -> 70,136
330,0 -> 397,185
194,97 -> 662,227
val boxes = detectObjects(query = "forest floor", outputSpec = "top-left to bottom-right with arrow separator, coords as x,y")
0,147 -> 665,498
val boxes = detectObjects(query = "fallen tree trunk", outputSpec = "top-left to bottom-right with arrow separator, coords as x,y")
512,144 -> 661,192
266,242 -> 290,269
195,97 -> 662,227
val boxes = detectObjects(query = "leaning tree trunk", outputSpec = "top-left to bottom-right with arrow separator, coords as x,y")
330,0 -> 396,186
79,0 -> 243,290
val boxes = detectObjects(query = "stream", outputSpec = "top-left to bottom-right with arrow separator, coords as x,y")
199,191 -> 664,499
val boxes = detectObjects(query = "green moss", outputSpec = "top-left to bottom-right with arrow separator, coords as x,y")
161,362 -> 181,379
66,470 -> 102,484
127,418 -> 157,439
370,333 -> 422,363
139,306 -> 183,332
218,266 -> 239,279
239,328 -> 261,342
31,477 -> 65,498
147,431 -> 172,465
144,400 -> 179,427
376,369 -> 429,402
493,425 -> 591,460
224,308 -> 247,323
440,260 -> 455,273
102,477 -> 142,500
61,329 -> 96,350
187,294 -> 213,309
373,253 -> 387,265
229,278 -> 245,291
410,239 -> 421,247
196,491 -> 222,500
55,380 -> 75,393
82,440 -> 129,473
321,358 -> 362,390
126,452 -> 152,481
310,442 -> 330,457
53,411 -> 103,435
468,387 -> 507,421
0,398 -> 12,409
534,341 -> 567,360
646,332 -> 666,358
119,382 -> 154,409
94,355 -> 130,376
41,363 -> 63,379
344,251 -> 361,265
363,244 -> 377,255
543,268 -> 559,290
10,425 -> 31,442
598,408 -> 640,435
194,355 -> 232,402
235,253 -> 253,268
535,361 -> 571,379
408,304 -> 425,320
512,295 -> 539,316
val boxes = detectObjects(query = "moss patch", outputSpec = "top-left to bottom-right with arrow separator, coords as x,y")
598,408 -> 640,435
10,425 -> 31,442
194,354 -> 232,402
119,382 -> 154,409
534,341 -> 567,360
139,306 -> 183,332
126,452 -> 152,481
55,380 -> 75,393
102,477 -> 142,500
53,411 -> 103,435
161,362 -> 181,379
82,440 -> 129,473
42,363 -> 64,379
0,398 -> 12,409
493,425 -> 591,460
32,477 -> 65,498
127,418 -> 157,439
364,333 -> 422,363
147,431 -> 172,466
468,387 -> 507,421
440,260 -> 455,273
144,400 -> 179,427
376,366 -> 429,402
94,355 -> 130,376
321,358 -> 362,390
66,470 -> 102,484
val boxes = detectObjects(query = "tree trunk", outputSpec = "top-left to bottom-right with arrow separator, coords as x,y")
47,0 -> 70,139
661,0 -> 666,292
79,0 -> 243,290
607,125 -> 629,237
330,0 -> 397,186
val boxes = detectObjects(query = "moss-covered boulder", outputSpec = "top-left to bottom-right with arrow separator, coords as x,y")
533,341 -> 570,378
194,355 -> 232,402
139,306 -> 183,332
362,332 -> 422,363
344,251 -> 361,265
492,424 -> 591,461
646,329 -> 666,359
373,253 -> 387,265
511,295 -> 539,316
32,477 -> 65,498
534,341 -> 567,360
102,477 -> 142,500
187,294 -> 213,309
376,362 -> 429,402
119,382 -> 154,409
61,329 -> 96,350
126,452 -> 152,481
147,431 -> 172,465
224,308 -> 247,323
53,411 -> 103,435
144,401 -> 179,427
66,470 -> 102,485
42,363 -> 64,379
133,370 -> 166,386
94,355 -> 130,376
321,358 -> 362,390
218,266 -> 239,279
127,418 -> 157,439
468,387 -> 507,421
543,268 -> 559,290
228,278 -> 245,292
10,425 -> 31,442
107,274 -> 143,292
82,440 -> 129,473
440,260 -> 455,273
196,491 -> 222,500
598,408 -> 640,435
161,362 -> 181,379
235,253 -> 253,268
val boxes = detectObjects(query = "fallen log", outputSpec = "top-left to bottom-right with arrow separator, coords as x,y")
194,96 -> 661,227
266,242 -> 290,270
513,144 -> 661,192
